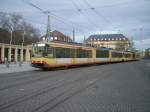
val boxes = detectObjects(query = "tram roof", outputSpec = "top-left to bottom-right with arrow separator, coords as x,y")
41,40 -> 94,48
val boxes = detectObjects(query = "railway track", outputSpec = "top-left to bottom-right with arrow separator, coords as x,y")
0,69 -> 75,91
0,66 -> 104,91
0,69 -> 111,112
32,70 -> 111,112
1,60 -> 149,112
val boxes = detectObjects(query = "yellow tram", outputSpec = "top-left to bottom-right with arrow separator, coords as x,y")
31,41 -> 139,69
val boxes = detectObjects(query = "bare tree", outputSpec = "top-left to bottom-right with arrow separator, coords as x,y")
0,12 -> 40,45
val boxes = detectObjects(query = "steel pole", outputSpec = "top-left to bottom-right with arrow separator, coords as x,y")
9,30 -> 13,62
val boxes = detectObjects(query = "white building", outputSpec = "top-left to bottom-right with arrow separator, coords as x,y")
86,34 -> 130,51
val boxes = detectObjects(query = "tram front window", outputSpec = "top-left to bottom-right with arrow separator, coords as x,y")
32,44 -> 53,58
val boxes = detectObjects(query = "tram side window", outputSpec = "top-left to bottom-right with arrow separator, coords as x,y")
77,49 -> 81,58
44,47 -> 54,58
111,52 -> 123,58
124,53 -> 131,58
128,54 -> 131,58
55,48 -> 76,58
70,49 -> 76,58
55,48 -> 64,58
64,48 -> 71,58
96,50 -> 109,58
77,49 -> 92,58
87,50 -> 92,58
55,48 -> 91,58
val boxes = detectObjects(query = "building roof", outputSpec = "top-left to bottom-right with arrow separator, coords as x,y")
86,34 -> 128,41
145,48 -> 150,51
41,30 -> 73,42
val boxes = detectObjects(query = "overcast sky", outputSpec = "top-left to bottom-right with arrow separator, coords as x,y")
0,0 -> 150,50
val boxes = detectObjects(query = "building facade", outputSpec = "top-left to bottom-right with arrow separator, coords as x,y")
41,30 -> 73,43
0,43 -> 31,63
145,48 -> 150,58
86,34 -> 130,51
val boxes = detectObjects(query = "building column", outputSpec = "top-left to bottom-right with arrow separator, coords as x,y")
20,48 -> 23,62
1,45 -> 5,62
15,47 -> 18,62
8,46 -> 11,62
25,48 -> 30,61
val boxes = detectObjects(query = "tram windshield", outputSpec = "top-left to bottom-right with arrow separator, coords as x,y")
32,43 -> 54,58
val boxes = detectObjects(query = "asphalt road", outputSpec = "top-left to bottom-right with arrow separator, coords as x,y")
0,59 -> 150,112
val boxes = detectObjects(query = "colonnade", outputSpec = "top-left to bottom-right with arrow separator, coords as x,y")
0,43 -> 31,62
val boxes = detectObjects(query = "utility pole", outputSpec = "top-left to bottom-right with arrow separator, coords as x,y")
20,30 -> 25,66
73,28 -> 75,42
46,12 -> 51,41
8,26 -> 13,63
84,35 -> 86,43
26,2 -> 51,42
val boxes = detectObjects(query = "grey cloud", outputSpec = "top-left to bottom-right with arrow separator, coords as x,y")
0,0 -> 150,49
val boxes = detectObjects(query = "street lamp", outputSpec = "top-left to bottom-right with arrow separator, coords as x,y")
19,30 -> 25,66
21,31 -> 25,61
8,25 -> 13,62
